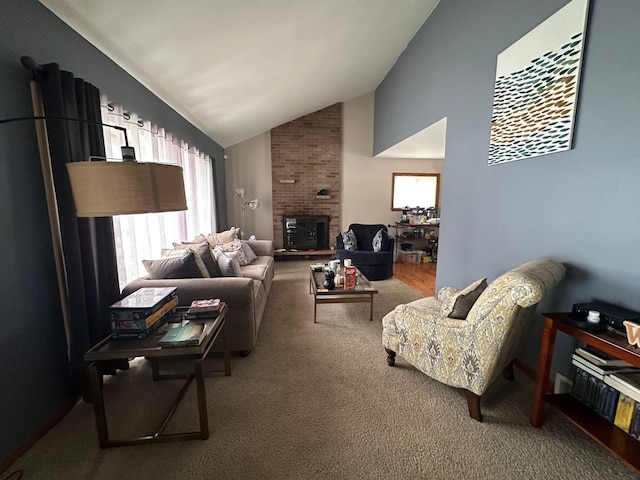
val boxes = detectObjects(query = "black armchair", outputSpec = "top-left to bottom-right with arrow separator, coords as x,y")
335,223 -> 394,280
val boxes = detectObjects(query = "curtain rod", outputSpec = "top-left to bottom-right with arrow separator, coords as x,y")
21,56 -> 45,74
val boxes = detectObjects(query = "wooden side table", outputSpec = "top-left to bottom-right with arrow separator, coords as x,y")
84,305 -> 230,448
530,312 -> 640,474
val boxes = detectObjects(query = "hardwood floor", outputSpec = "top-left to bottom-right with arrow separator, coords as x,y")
393,261 -> 437,297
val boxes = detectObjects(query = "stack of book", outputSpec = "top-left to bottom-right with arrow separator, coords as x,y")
109,287 -> 178,339
184,298 -> 225,320
571,346 -> 640,438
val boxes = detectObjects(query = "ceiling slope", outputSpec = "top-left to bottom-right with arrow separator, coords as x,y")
40,0 -> 439,147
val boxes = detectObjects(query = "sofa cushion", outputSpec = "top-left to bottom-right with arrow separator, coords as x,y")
206,227 -> 240,247
441,278 -> 488,319
214,250 -> 243,277
142,251 -> 203,279
217,240 -> 249,265
162,247 -> 210,278
175,240 -> 221,277
341,229 -> 358,251
241,241 -> 258,264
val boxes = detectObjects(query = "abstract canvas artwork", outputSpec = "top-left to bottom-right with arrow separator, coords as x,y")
488,0 -> 590,166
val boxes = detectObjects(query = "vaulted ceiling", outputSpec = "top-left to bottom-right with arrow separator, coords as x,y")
40,0 -> 440,148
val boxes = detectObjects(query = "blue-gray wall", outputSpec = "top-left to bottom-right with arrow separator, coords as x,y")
0,0 -> 226,463
375,0 -> 640,376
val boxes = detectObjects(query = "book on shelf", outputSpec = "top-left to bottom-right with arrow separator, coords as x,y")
159,322 -> 209,347
571,353 -> 640,377
571,355 -> 629,417
185,302 -> 225,320
629,402 -> 640,439
613,393 -> 636,433
575,346 -> 635,367
187,298 -> 221,313
110,297 -> 178,339
605,372 -> 640,403
109,287 -> 177,321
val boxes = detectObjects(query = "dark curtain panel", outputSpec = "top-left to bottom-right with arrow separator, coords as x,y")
33,63 -> 126,400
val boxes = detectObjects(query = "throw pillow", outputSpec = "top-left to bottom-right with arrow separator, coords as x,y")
341,229 -> 358,251
173,241 -> 220,277
240,241 -> 258,264
142,251 -> 203,279
213,249 -> 242,277
206,227 -> 240,247
218,239 -> 249,265
163,246 -> 210,278
441,278 -> 488,319
372,228 -> 384,252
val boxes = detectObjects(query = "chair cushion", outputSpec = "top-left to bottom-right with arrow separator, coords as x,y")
441,278 -> 488,319
372,228 -> 385,252
341,229 -> 358,251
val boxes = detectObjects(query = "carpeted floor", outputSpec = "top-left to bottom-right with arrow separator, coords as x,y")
8,260 -> 639,479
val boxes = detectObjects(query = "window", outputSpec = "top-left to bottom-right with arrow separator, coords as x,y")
391,173 -> 440,211
101,98 -> 217,289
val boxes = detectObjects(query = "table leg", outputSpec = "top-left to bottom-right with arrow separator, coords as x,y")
369,295 -> 374,321
530,317 -> 557,427
194,358 -> 209,439
88,362 -> 109,448
223,317 -> 231,376
314,299 -> 317,323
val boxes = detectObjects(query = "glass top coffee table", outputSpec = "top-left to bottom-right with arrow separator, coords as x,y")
309,266 -> 378,323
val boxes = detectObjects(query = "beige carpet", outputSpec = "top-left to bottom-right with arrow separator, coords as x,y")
8,260 -> 639,479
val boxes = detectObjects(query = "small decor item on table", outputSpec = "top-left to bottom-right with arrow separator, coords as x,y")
323,269 -> 335,290
344,266 -> 357,290
587,310 -> 600,324
624,321 -> 640,347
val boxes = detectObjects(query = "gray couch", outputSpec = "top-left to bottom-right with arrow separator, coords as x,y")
122,240 -> 274,353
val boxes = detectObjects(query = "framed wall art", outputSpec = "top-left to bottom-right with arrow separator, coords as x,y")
488,0 -> 590,166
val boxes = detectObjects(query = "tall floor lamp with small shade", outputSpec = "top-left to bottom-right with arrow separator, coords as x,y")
235,187 -> 259,240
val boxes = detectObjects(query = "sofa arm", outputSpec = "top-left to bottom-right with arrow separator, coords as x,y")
246,240 -> 273,257
122,277 -> 257,307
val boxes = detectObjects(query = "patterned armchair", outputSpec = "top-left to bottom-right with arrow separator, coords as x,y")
382,258 -> 566,421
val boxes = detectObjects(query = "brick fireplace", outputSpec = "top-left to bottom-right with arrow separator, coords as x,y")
271,103 -> 342,250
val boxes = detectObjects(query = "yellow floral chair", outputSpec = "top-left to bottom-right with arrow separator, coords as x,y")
382,258 -> 566,421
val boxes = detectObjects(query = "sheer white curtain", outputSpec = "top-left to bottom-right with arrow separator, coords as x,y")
100,97 -> 217,289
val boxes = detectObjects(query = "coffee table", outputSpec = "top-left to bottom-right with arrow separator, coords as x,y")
309,266 -> 378,323
84,305 -> 230,448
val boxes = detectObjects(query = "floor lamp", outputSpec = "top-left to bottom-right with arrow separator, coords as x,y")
0,80 -> 188,358
235,188 -> 259,240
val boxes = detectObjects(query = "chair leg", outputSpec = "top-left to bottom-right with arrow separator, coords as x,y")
503,360 -> 515,381
465,390 -> 483,422
385,348 -> 396,367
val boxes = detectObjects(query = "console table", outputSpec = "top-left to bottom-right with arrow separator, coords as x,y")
84,305 -> 230,448
530,312 -> 640,473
